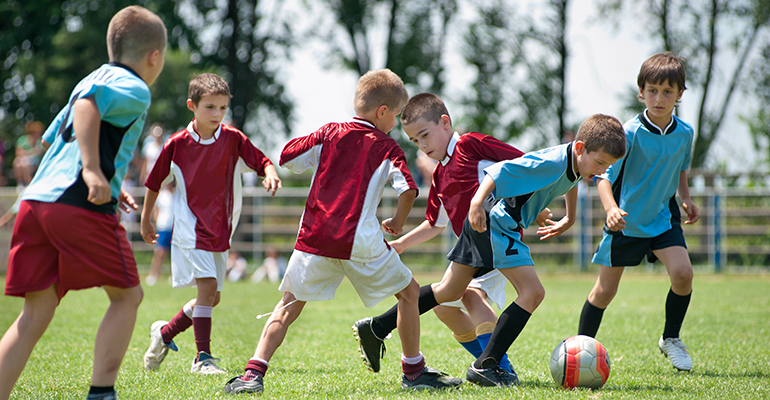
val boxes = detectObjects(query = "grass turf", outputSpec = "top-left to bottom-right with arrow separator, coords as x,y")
1,272 -> 768,399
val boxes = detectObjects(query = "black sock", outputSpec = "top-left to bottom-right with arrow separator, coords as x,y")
577,299 -> 605,338
473,302 -> 531,368
662,288 -> 691,339
88,386 -> 115,395
371,284 -> 438,339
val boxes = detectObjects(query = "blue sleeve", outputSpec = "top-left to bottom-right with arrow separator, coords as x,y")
484,152 -> 563,198
42,108 -> 68,145
78,76 -> 151,128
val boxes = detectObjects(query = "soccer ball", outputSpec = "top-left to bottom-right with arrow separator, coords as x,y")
550,335 -> 611,389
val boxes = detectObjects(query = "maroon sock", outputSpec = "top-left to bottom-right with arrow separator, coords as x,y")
402,357 -> 426,381
244,359 -> 269,380
160,309 -> 192,344
193,316 -> 212,356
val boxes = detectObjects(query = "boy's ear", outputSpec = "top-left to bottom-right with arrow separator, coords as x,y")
376,104 -> 388,119
574,140 -> 585,155
186,98 -> 195,112
440,114 -> 451,129
148,49 -> 162,67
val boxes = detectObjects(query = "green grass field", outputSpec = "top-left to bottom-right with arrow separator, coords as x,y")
1,272 -> 768,399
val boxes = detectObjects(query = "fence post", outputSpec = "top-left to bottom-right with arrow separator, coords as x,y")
576,181 -> 590,272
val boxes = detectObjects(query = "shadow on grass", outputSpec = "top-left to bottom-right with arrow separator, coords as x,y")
694,369 -> 770,379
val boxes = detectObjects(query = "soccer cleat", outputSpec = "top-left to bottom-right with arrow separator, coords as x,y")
466,357 -> 520,387
85,391 -> 118,400
223,375 -> 264,394
401,366 -> 463,390
352,317 -> 386,372
144,320 -> 178,370
191,351 -> 226,374
659,336 -> 693,371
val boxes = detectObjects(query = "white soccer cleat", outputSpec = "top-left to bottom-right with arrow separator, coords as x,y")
190,352 -> 226,375
658,336 -> 693,371
144,320 -> 177,370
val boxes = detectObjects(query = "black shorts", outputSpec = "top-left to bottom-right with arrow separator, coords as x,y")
592,224 -> 687,267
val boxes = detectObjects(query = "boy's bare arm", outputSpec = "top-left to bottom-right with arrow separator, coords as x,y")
537,186 -> 577,240
140,188 -> 160,244
469,175 -> 496,232
262,164 -> 282,197
389,219 -> 445,254
381,188 -> 417,236
596,178 -> 627,231
678,170 -> 700,224
73,98 -> 111,205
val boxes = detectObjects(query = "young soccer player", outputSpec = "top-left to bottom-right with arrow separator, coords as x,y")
577,52 -> 699,372
353,93 -> 537,375
141,73 -> 281,375
464,114 -> 627,387
0,6 -> 166,400
222,70 -> 462,395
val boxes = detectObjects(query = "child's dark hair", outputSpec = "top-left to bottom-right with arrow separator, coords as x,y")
188,73 -> 231,105
400,93 -> 451,126
637,52 -> 686,92
575,114 -> 626,159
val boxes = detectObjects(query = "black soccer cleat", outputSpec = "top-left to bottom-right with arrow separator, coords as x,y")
466,357 -> 520,387
402,366 -> 463,390
352,317 -> 386,373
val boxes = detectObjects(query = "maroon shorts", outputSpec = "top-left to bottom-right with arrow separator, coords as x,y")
5,200 -> 139,299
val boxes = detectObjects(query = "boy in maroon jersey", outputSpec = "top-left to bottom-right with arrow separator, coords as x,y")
222,70 -> 462,394
141,73 -> 281,375
353,93 -> 548,376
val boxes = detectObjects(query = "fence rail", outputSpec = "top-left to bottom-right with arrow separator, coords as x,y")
1,177 -> 769,273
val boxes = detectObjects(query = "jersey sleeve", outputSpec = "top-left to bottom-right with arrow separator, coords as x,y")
484,151 -> 563,199
279,125 -> 327,174
237,132 -> 272,176
468,133 -> 525,162
387,146 -> 419,196
80,76 -> 151,129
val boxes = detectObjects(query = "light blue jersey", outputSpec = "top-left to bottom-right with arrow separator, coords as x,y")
597,111 -> 693,237
22,63 -> 151,214
483,143 -> 582,268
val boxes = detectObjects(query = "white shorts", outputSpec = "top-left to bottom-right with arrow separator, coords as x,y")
170,246 -> 227,291
439,265 -> 507,310
279,249 -> 413,309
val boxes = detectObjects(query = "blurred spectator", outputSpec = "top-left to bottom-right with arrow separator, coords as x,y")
251,246 -> 287,284
415,151 -> 437,187
141,123 -> 165,183
227,251 -> 249,282
145,181 -> 175,286
13,121 -> 45,191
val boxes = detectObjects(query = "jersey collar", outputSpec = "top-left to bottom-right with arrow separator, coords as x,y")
566,142 -> 579,182
440,132 -> 462,166
107,61 -> 142,80
640,110 -> 678,135
186,119 -> 221,144
352,117 -> 375,129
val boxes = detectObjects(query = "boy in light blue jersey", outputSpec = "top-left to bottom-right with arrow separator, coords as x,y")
0,6 -> 166,400
464,114 -> 627,387
577,52 -> 700,372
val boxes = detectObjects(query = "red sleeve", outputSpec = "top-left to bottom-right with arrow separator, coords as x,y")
468,132 -> 525,161
280,125 -> 328,166
237,130 -> 272,176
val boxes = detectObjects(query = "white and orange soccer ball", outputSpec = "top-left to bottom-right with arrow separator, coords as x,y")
550,335 -> 611,389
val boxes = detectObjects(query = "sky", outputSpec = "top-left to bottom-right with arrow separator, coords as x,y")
277,0 -> 757,174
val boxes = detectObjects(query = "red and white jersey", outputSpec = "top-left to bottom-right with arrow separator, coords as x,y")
145,121 -> 273,252
428,132 -> 524,237
280,118 -> 418,262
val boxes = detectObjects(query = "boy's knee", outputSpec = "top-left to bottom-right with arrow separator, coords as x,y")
396,279 -> 419,302
669,264 -> 693,286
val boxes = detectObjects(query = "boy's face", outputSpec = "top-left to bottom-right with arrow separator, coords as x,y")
638,80 -> 683,124
187,94 -> 230,134
403,116 -> 453,161
574,142 -> 619,179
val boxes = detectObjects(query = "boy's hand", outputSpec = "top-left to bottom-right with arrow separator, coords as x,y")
262,175 -> 282,197
381,218 -> 403,236
469,203 -> 486,233
140,220 -> 158,244
681,198 -> 700,224
388,239 -> 406,254
117,189 -> 139,213
535,207 -> 553,227
82,168 -> 112,205
605,207 -> 628,231
536,216 -> 573,240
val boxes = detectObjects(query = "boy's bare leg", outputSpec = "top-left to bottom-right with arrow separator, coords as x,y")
196,277 -> 219,307
431,262 -> 476,304
395,279 -> 421,357
461,288 -> 497,326
587,265 -> 625,308
432,305 -> 475,335
0,286 -> 59,400
654,246 -> 693,295
92,285 -> 143,387
253,292 -> 306,361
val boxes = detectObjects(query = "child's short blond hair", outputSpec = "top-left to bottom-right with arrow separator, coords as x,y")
107,6 -> 167,63
400,93 -> 451,126
188,73 -> 231,105
575,114 -> 626,159
637,52 -> 687,92
353,69 -> 409,115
